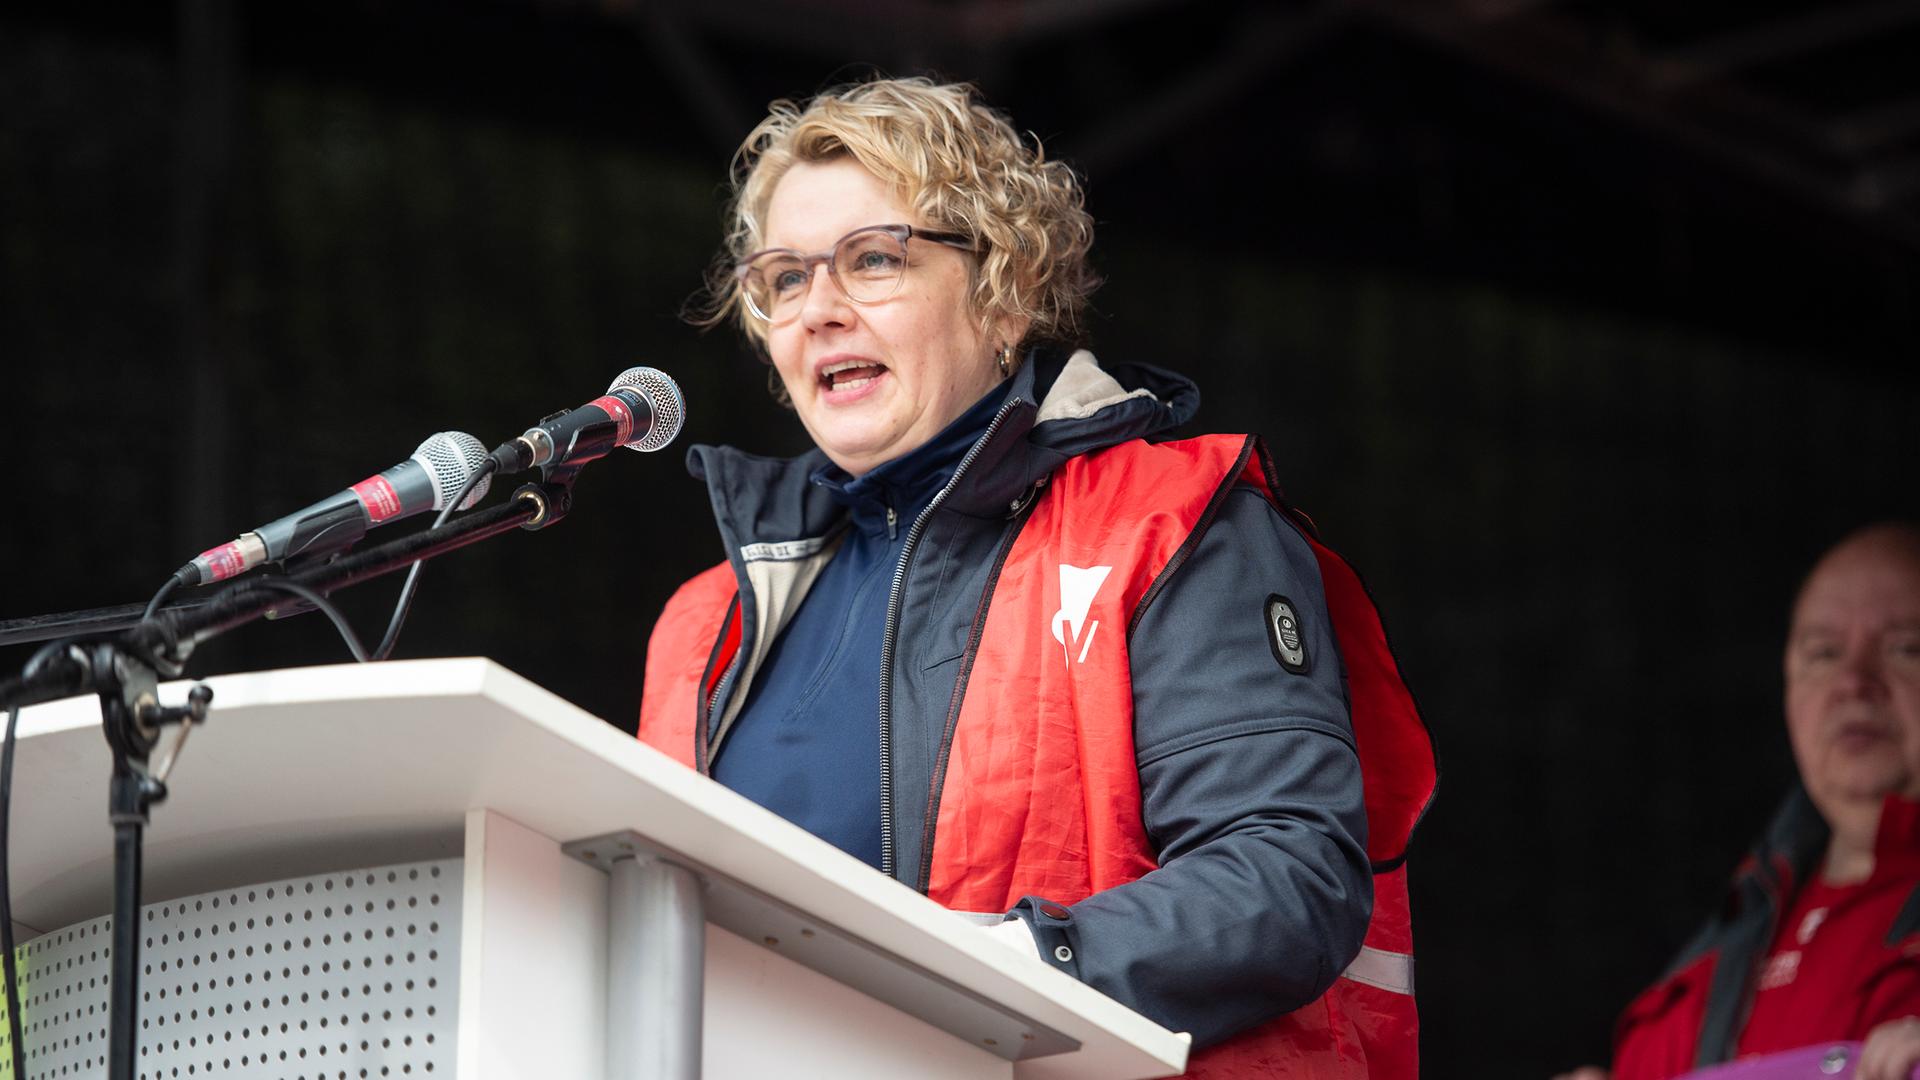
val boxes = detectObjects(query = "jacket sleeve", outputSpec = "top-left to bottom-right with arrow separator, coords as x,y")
1006,486 -> 1372,1047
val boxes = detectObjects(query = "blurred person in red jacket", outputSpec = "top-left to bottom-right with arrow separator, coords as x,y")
1558,524 -> 1920,1080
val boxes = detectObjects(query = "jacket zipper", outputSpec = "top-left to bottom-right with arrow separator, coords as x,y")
1007,476 -> 1047,517
702,648 -> 743,771
693,601 -> 740,774
877,396 -> 1023,880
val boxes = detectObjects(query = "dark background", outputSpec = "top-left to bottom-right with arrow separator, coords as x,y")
4,0 -> 1918,1074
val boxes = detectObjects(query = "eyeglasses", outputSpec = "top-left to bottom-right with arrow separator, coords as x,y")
734,223 -> 975,323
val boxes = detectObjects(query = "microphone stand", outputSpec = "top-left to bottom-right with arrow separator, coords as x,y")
0,597 -> 216,649
0,479 -> 573,1080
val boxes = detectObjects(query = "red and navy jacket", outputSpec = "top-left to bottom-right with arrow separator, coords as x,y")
1613,790 -> 1920,1079
640,350 -> 1438,1077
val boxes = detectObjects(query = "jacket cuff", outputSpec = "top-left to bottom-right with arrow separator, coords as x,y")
1010,896 -> 1083,979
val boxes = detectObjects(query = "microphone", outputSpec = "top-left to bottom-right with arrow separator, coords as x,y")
490,367 -> 685,473
174,431 -> 494,586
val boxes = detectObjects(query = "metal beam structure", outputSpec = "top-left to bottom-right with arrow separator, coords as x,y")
1071,4 -> 1350,175
581,0 -> 1920,252
1649,0 -> 1920,90
1831,95 -> 1920,156
1344,0 -> 1920,250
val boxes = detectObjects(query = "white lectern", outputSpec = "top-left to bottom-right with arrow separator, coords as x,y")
4,658 -> 1189,1079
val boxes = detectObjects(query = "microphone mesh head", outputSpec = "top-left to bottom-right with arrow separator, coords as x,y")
414,431 -> 494,510
608,366 -> 686,453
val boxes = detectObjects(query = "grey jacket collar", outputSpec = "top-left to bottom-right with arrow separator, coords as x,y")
686,348 -> 1200,547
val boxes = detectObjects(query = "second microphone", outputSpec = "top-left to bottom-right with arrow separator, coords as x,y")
490,366 -> 685,473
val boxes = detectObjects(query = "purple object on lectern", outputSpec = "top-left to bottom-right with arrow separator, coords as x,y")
1678,1041 -> 1920,1080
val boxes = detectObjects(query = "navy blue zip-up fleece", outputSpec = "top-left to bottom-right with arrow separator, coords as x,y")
681,350 -> 1370,1048
711,381 -> 1010,867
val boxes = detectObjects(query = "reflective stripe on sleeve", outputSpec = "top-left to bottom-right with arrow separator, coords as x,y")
1340,945 -> 1415,995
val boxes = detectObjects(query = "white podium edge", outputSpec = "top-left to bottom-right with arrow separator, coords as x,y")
11,657 -> 1192,1079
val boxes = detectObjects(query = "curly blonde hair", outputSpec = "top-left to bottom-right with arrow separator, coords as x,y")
697,77 -> 1098,355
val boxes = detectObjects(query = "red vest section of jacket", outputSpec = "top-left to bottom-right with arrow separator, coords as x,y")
637,433 -> 1438,1078
926,434 -> 1431,1078
638,559 -> 733,772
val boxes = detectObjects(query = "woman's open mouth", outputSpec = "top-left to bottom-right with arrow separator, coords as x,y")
820,358 -> 888,393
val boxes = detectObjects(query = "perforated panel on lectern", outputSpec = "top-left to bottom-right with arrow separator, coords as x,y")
0,859 -> 461,1080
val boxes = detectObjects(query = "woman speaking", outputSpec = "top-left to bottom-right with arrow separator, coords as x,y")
638,77 -> 1434,1078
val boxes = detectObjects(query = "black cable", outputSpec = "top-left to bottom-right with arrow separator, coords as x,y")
371,460 -> 497,661
142,570 -> 369,665
1,705 -> 24,1080
141,573 -> 184,623
235,580 -> 372,663
372,561 -> 427,662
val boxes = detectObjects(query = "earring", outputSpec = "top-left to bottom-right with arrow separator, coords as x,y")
996,343 -> 1015,378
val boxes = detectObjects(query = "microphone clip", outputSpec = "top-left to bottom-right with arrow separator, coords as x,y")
513,479 -> 575,531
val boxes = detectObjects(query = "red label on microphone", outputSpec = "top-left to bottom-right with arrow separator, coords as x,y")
592,395 -> 635,446
352,476 -> 404,522
196,542 -> 249,582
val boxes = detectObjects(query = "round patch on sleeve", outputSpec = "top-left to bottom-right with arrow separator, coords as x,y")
1265,594 -> 1310,674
